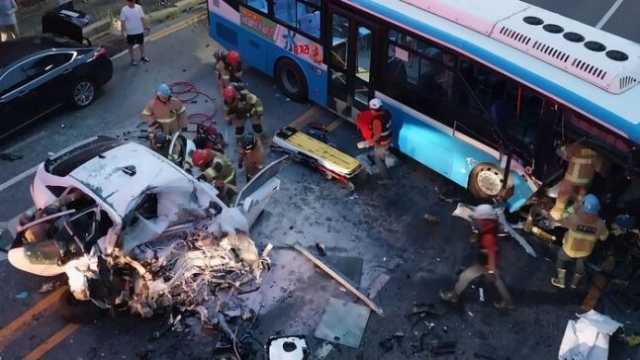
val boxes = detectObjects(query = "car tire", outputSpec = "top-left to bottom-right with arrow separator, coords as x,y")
468,162 -> 513,200
275,57 -> 308,102
70,78 -> 96,109
57,289 -> 106,324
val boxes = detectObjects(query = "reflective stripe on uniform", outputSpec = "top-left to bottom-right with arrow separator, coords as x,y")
564,147 -> 598,184
563,230 -> 599,258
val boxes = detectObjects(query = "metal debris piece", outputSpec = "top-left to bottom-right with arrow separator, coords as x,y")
38,282 -> 58,293
366,273 -> 390,299
0,152 -> 22,162
293,243 -> 383,315
266,335 -> 309,360
316,242 -> 327,256
314,297 -> 371,348
314,342 -> 334,360
423,213 -> 440,224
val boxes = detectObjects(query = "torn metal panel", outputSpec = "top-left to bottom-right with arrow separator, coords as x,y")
314,297 -> 371,348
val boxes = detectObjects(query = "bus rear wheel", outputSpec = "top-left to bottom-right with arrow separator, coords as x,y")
275,57 -> 308,102
468,162 -> 512,200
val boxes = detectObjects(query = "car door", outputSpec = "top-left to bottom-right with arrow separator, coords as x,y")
234,155 -> 289,226
0,62 -> 36,136
23,52 -> 76,116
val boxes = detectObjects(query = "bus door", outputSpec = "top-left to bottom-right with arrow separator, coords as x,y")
326,7 -> 379,120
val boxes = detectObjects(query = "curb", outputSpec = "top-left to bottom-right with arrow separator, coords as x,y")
83,0 -> 205,40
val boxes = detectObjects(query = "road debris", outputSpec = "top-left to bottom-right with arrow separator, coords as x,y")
38,282 -> 59,293
430,340 -> 457,356
66,229 -> 270,342
315,297 -> 371,348
313,342 -> 334,360
266,335 -> 309,360
558,310 -> 622,360
15,291 -> 28,299
479,287 -> 485,302
316,242 -> 327,256
422,213 -> 440,224
0,152 -> 23,162
293,243 -> 383,315
366,273 -> 390,299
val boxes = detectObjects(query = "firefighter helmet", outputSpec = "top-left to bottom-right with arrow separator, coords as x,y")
222,86 -> 239,103
473,204 -> 498,220
192,149 -> 213,168
225,50 -> 241,68
157,83 -> 171,99
241,132 -> 257,151
581,194 -> 601,215
369,98 -> 382,110
213,49 -> 227,61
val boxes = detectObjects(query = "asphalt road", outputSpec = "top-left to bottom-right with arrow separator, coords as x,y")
0,3 -> 639,360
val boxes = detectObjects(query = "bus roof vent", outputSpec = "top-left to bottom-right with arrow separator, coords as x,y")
492,6 -> 640,94
401,0 -> 640,94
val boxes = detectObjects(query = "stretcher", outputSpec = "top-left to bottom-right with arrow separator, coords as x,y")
271,126 -> 363,191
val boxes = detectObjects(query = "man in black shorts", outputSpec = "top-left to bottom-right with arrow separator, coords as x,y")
120,0 -> 150,66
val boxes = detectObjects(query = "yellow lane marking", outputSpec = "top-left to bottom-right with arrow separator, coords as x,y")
23,323 -> 81,360
147,11 -> 207,42
0,286 -> 67,349
287,106 -> 321,129
325,118 -> 343,132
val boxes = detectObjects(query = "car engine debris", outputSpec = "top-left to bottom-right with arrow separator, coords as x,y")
66,222 -> 271,339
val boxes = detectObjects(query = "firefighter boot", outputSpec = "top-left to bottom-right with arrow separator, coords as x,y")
550,201 -> 566,220
551,268 -> 567,289
570,272 -> 585,289
439,290 -> 459,303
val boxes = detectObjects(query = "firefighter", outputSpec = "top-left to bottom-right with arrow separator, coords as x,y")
549,142 -> 602,220
185,148 -> 236,186
222,85 -> 266,143
439,204 -> 514,309
214,49 -> 243,90
141,83 -> 188,147
357,98 -> 393,184
551,194 -> 609,289
238,132 -> 265,182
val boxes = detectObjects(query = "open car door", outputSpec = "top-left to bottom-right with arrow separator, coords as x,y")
234,155 -> 289,227
8,206 -> 105,277
167,131 -> 195,168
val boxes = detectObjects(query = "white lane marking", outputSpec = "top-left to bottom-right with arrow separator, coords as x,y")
112,49 -> 129,60
0,165 -> 38,192
596,0 -> 624,29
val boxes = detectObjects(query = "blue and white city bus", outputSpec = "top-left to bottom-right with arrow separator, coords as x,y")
206,0 -> 640,212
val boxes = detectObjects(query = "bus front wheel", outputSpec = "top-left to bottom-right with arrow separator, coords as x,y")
468,162 -> 513,200
275,57 -> 308,102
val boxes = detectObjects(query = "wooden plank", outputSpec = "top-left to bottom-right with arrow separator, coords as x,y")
581,274 -> 607,311
293,243 -> 384,315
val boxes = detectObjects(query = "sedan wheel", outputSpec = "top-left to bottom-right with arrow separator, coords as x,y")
72,79 -> 96,108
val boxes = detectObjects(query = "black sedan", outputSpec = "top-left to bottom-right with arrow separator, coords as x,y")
0,34 -> 113,139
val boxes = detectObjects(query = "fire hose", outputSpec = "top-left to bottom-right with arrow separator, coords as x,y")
169,81 -> 218,126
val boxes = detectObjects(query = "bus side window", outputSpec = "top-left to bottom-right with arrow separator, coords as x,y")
273,0 -> 297,25
330,14 -> 349,69
246,0 -> 267,12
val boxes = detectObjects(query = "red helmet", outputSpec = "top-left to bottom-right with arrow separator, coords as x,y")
222,86 -> 238,103
192,149 -> 213,168
225,50 -> 241,68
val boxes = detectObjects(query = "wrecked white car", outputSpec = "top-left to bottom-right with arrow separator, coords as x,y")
8,136 -> 285,325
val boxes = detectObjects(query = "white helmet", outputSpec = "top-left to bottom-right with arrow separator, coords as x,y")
473,204 -> 497,220
369,98 -> 382,110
